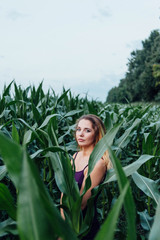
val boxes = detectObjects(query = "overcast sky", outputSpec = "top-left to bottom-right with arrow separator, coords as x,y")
0,0 -> 160,102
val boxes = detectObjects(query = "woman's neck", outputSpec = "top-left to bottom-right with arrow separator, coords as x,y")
81,145 -> 94,157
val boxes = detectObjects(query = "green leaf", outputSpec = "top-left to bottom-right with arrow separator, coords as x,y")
88,122 -> 122,175
142,133 -> 154,154
17,149 -> 77,240
122,155 -> 154,176
132,172 -> 160,205
138,210 -> 153,231
79,186 -> 100,237
104,111 -> 113,131
0,165 -> 7,180
0,183 -> 16,220
103,154 -> 154,184
82,133 -> 136,239
95,183 -> 129,240
63,109 -> 83,118
18,118 -> 44,146
0,218 -> 17,237
0,109 -> 11,119
115,118 -> 141,149
80,122 -> 122,197
30,146 -> 66,159
49,151 -> 77,196
0,132 -> 77,239
23,129 -> 33,145
58,124 -> 76,144
0,132 -> 23,188
38,114 -> 60,129
57,89 -> 70,104
32,103 -> 41,124
107,146 -> 136,240
149,198 -> 160,240
12,121 -> 20,144
3,80 -> 14,97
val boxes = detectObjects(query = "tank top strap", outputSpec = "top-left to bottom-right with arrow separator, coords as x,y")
74,152 -> 88,171
83,164 -> 88,171
73,152 -> 78,160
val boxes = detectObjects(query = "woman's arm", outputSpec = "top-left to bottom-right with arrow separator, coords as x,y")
80,159 -> 106,210
60,192 -> 65,220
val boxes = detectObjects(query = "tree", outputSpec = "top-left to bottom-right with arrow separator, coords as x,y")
106,30 -> 160,103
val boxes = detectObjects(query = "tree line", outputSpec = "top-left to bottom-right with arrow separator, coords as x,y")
106,30 -> 160,103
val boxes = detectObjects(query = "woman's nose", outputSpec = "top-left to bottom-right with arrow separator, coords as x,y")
79,130 -> 84,136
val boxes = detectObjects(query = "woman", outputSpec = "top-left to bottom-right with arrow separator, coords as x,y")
60,114 -> 112,239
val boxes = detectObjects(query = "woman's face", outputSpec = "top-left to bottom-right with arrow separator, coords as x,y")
76,119 -> 95,148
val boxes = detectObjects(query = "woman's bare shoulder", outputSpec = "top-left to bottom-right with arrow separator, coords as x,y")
96,158 -> 107,168
91,158 -> 107,175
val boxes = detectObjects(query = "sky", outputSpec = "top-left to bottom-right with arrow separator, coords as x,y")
0,0 -> 160,102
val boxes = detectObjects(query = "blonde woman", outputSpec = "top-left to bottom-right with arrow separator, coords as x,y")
60,114 -> 111,239
72,114 -> 112,239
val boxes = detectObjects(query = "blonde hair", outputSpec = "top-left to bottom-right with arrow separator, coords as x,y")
75,114 -> 112,170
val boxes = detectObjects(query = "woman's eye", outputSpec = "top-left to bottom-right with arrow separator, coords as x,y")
76,128 -> 81,131
86,129 -> 91,133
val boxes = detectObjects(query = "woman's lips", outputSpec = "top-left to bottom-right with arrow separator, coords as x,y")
78,139 -> 85,142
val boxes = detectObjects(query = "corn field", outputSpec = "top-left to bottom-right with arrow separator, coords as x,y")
0,81 -> 160,240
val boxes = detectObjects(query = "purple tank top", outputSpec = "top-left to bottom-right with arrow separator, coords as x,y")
74,152 -> 88,189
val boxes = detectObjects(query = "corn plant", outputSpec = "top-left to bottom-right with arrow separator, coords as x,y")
0,81 -> 160,239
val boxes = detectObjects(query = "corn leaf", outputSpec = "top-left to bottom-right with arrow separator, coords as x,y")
132,171 -> 160,205
31,103 -> 41,124
115,118 -> 141,149
0,165 -> 7,180
95,183 -> 129,240
0,218 -> 17,237
103,154 -> 154,184
0,133 -> 23,188
12,121 -> 20,144
63,109 -> 83,118
149,198 -> 160,240
87,121 -> 122,176
18,149 -> 77,240
18,118 -> 44,146
138,210 -> 153,231
57,89 -> 70,104
38,114 -> 60,129
107,146 -> 136,240
0,132 -> 77,240
0,183 -> 16,220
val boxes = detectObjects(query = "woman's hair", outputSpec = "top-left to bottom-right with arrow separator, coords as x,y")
75,114 -> 112,169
